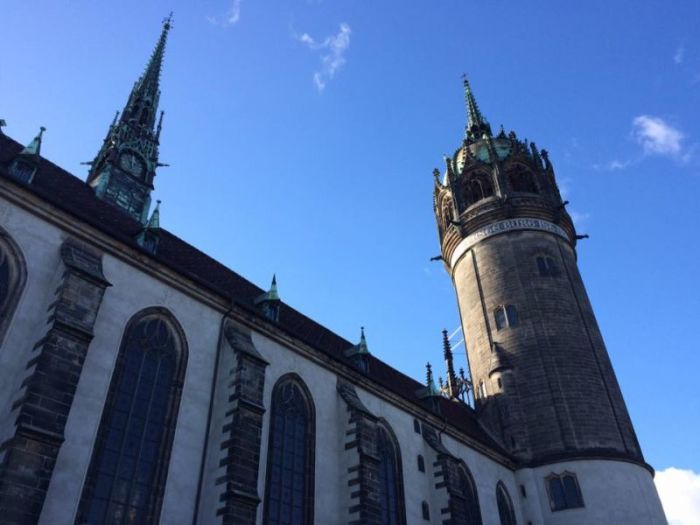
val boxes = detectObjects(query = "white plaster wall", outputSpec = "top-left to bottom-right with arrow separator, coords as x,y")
516,459 -> 666,525
0,199 -> 66,449
8,211 -> 224,524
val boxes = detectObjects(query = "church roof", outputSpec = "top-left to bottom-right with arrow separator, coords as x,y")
0,132 -> 508,462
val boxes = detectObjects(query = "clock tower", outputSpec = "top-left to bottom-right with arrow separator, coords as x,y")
87,15 -> 171,223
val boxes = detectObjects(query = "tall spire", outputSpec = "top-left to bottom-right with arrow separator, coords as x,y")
462,75 -> 492,140
87,15 -> 173,224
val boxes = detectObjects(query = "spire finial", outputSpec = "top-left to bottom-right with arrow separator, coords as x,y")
146,199 -> 161,229
21,126 -> 46,156
443,329 -> 457,398
358,326 -> 369,354
426,362 -> 436,390
267,273 -> 280,301
462,74 -> 491,140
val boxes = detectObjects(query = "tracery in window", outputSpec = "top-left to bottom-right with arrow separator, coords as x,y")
77,309 -> 188,525
377,423 -> 406,525
457,464 -> 483,525
546,472 -> 584,511
496,482 -> 517,525
462,171 -> 494,207
263,376 -> 315,525
536,256 -> 560,277
494,305 -> 519,330
0,229 -> 26,347
507,166 -> 539,194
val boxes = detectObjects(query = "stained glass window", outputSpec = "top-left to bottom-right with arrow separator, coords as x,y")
77,311 -> 186,525
377,425 -> 405,525
0,232 -> 26,347
264,377 -> 315,525
458,465 -> 483,524
496,482 -> 517,525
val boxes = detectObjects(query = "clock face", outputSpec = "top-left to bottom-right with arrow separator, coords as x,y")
119,151 -> 145,178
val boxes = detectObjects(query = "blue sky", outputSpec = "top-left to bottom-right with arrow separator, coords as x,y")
2,0 -> 699,507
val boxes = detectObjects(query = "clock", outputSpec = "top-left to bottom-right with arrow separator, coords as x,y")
119,151 -> 145,178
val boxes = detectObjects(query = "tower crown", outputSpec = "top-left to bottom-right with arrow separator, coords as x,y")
434,78 -> 573,267
87,15 -> 172,223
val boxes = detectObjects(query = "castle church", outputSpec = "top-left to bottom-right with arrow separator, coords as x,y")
0,17 -> 667,525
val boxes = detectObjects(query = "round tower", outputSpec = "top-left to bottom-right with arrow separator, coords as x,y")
434,78 -> 644,467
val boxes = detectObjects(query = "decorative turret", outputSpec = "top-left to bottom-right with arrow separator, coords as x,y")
434,79 -> 644,466
9,126 -> 45,183
137,200 -> 161,253
255,274 -> 281,322
86,15 -> 172,223
344,326 -> 371,372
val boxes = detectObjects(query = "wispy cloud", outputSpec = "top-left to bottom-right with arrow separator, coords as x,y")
633,115 -> 685,157
207,0 -> 242,28
655,467 -> 700,525
674,44 -> 686,65
296,23 -> 352,91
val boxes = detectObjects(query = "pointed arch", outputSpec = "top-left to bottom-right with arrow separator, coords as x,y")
376,420 -> 406,525
506,165 -> 539,194
462,171 -> 494,208
76,307 -> 188,525
456,462 -> 483,524
496,481 -> 517,525
0,227 -> 27,348
263,374 -> 316,525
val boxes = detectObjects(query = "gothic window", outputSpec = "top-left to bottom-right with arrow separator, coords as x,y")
507,166 -> 539,194
536,256 -> 560,277
77,309 -> 188,525
496,482 -> 517,525
377,423 -> 406,525
457,464 -> 483,524
442,200 -> 455,230
545,472 -> 584,511
462,171 -> 494,208
0,229 -> 26,347
263,376 -> 315,525
494,305 -> 518,330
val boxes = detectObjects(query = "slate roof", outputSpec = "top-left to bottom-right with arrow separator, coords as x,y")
0,132 -> 508,460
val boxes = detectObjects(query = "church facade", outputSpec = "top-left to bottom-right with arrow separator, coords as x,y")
0,18 -> 667,525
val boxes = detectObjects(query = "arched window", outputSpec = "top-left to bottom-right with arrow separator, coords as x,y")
494,305 -> 518,330
457,464 -> 483,524
507,167 -> 538,194
263,376 -> 315,525
546,472 -> 584,511
496,482 -> 517,525
77,309 -> 188,525
0,228 -> 26,347
462,171 -> 494,207
377,423 -> 406,525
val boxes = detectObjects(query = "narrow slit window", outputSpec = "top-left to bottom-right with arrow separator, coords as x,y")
494,305 -> 518,330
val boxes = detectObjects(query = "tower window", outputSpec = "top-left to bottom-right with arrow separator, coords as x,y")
417,454 -> 425,473
536,256 -> 560,277
421,501 -> 430,521
546,472 -> 584,511
413,419 -> 421,434
462,171 -> 494,207
494,305 -> 518,330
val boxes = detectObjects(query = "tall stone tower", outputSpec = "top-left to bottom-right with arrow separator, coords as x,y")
433,78 -> 643,467
86,15 -> 171,223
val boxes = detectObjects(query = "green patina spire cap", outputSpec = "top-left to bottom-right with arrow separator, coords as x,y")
267,274 -> 280,301
358,326 -> 369,355
21,126 -> 46,156
146,200 -> 161,229
462,75 -> 491,140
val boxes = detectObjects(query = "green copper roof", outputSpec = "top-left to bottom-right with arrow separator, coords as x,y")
267,274 -> 280,301
146,200 -> 161,229
20,126 -> 46,156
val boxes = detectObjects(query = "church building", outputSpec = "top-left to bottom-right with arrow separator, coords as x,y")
0,17 -> 667,525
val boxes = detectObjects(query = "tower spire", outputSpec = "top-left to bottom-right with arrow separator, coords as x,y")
442,329 -> 457,398
87,15 -> 173,224
462,75 -> 491,140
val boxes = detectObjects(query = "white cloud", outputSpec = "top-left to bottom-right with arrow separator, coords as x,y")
633,115 -> 684,157
296,23 -> 352,91
207,0 -> 242,27
655,467 -> 700,525
674,44 -> 685,65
